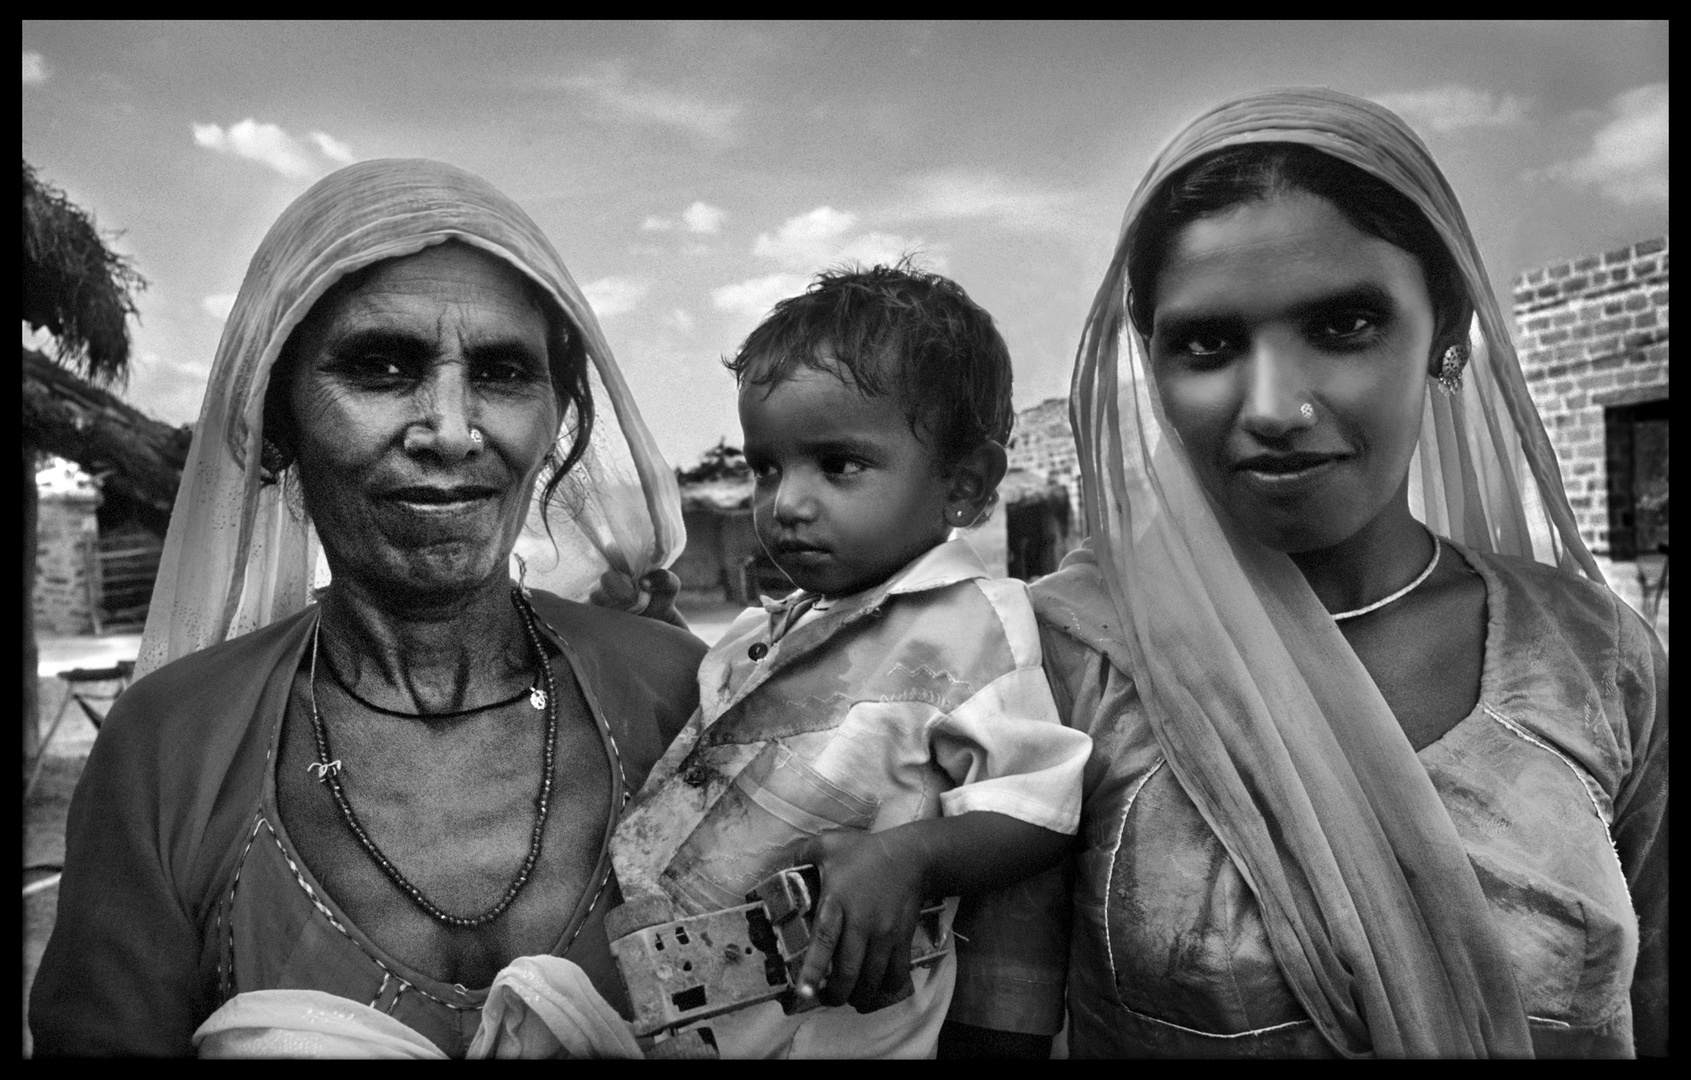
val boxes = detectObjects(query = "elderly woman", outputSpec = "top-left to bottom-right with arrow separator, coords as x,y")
946,88 -> 1666,1058
30,160 -> 706,1057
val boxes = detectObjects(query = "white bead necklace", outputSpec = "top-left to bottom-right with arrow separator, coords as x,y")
1329,537 -> 1442,622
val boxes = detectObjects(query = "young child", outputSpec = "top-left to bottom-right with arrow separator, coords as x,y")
609,265 -> 1089,1058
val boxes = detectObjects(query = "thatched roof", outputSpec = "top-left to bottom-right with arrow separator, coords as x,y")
23,345 -> 190,524
681,474 -> 754,513
22,159 -> 145,385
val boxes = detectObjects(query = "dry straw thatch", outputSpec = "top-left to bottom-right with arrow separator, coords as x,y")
22,158 -> 146,385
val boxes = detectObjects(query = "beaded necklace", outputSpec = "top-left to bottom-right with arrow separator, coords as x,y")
306,587 -> 557,929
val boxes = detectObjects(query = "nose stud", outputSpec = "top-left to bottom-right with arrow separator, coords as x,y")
1299,402 -> 1315,422
468,427 -> 484,444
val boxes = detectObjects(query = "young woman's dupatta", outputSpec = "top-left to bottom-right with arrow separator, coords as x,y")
137,159 -> 684,678
1071,88 -> 1602,1057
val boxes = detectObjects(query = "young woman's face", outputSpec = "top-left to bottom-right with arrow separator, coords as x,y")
1148,193 -> 1436,553
740,360 -> 954,597
285,242 -> 562,599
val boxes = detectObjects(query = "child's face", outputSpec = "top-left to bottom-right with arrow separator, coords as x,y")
740,360 -> 953,596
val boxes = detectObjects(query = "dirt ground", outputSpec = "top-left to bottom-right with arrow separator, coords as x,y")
23,754 -> 80,1059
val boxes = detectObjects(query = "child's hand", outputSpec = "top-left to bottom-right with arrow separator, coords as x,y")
792,829 -> 924,1013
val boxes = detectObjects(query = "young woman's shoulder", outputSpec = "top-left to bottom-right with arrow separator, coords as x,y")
1029,549 -> 1133,669
1465,547 -> 1666,788
1467,547 -> 1663,681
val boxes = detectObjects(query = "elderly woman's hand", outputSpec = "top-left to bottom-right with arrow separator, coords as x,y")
589,568 -> 688,630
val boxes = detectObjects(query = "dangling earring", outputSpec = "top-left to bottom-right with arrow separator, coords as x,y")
260,436 -> 295,483
1436,342 -> 1469,395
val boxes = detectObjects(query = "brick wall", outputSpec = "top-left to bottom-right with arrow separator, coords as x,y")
1007,397 -> 1082,532
1512,236 -> 1669,553
1512,236 -> 1669,648
34,492 -> 98,635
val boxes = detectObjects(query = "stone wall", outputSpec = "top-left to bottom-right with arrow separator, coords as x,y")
34,492 -> 98,635
1007,397 -> 1082,536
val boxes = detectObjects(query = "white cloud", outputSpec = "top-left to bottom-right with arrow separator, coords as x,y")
308,131 -> 357,166
667,307 -> 697,332
643,201 -> 726,235
22,51 -> 47,85
711,273 -> 811,321
581,276 -> 649,319
750,206 -> 925,271
713,205 -> 937,321
201,292 -> 239,320
892,169 -> 1073,230
682,200 -> 727,235
555,65 -> 738,142
1371,85 -> 1531,133
192,118 -> 357,179
1530,82 -> 1669,206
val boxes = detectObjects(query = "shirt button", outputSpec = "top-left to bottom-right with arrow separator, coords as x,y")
747,642 -> 769,661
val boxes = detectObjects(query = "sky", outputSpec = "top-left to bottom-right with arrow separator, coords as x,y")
22,21 -> 1670,470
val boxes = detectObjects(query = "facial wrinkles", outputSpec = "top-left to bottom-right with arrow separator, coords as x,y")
285,245 -> 560,592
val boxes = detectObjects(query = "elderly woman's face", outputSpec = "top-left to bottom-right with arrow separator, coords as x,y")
286,242 -> 561,599
1148,193 -> 1435,553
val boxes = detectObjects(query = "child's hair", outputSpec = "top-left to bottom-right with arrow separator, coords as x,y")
724,261 -> 1015,466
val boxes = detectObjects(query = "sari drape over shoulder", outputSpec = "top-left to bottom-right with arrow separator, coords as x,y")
1067,87 -> 1613,1058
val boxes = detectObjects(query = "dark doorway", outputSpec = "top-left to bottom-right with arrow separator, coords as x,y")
1006,490 -> 1071,583
1604,398 -> 1669,560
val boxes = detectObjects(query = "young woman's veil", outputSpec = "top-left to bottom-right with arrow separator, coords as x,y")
1069,87 -> 1601,1056
138,159 -> 684,678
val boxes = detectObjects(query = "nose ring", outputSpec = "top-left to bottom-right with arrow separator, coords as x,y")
1299,402 -> 1315,422
468,427 -> 484,444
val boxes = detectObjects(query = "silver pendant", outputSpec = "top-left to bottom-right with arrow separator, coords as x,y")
530,687 -> 547,711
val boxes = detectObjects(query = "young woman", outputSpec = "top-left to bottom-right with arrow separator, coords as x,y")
946,87 -> 1667,1059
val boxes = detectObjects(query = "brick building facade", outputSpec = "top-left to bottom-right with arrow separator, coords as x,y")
1513,236 -> 1669,641
1512,237 -> 1669,552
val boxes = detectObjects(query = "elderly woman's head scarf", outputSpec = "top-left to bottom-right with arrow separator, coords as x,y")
1070,88 -> 1601,1057
139,159 -> 684,677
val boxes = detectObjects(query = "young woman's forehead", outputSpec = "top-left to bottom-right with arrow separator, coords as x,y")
1157,195 -> 1425,317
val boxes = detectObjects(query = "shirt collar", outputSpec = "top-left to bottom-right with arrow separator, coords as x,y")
758,537 -> 991,615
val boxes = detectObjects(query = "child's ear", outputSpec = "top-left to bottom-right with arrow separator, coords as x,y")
944,441 -> 1008,528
